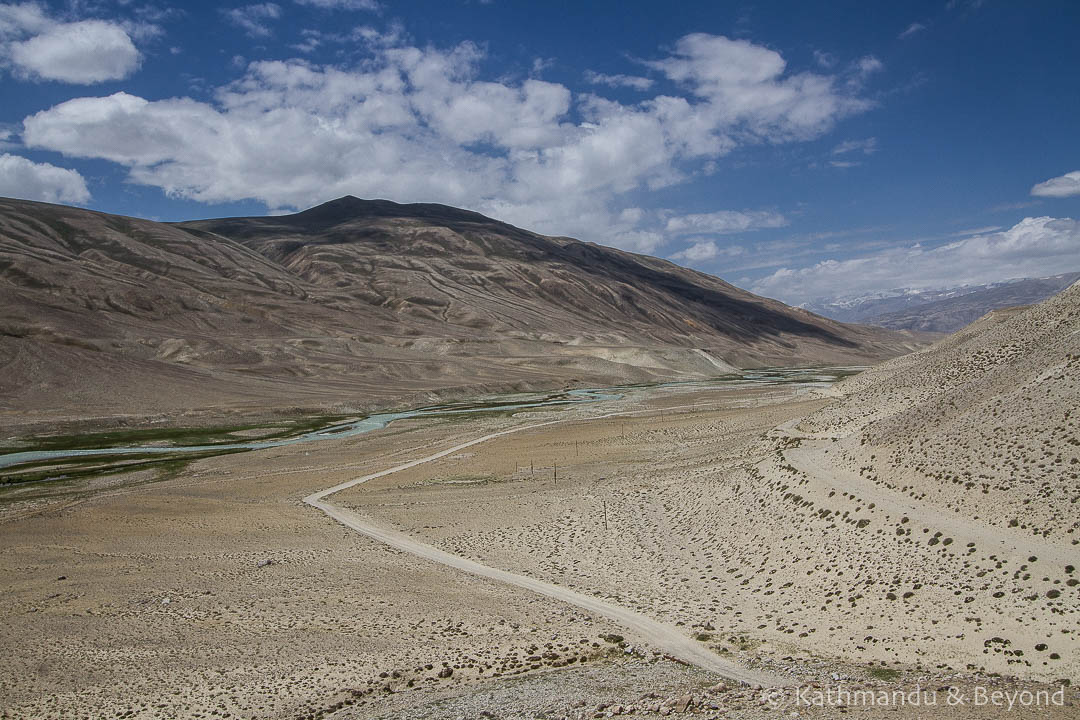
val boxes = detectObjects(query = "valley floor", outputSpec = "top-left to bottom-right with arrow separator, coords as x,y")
0,379 -> 1076,718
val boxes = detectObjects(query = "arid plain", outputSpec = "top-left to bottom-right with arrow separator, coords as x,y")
2,279 -> 1078,718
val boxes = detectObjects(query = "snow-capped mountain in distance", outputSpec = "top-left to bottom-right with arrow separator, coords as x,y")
802,272 -> 1080,332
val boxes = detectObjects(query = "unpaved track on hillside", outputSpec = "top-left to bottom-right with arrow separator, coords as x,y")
304,408 -> 786,687
777,434 -> 1074,567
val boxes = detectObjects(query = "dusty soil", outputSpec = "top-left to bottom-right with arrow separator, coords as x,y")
1,373 -> 1076,718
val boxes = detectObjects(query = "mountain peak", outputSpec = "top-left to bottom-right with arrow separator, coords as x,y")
288,196 -> 496,229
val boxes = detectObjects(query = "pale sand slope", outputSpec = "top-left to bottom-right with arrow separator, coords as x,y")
340,287 -> 1079,685
0,416 -> 639,719
801,280 -> 1079,540
1,374 -> 1076,718
305,406 -> 784,687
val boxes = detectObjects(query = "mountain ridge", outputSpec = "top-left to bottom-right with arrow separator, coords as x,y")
0,195 -> 927,431
801,272 -> 1080,332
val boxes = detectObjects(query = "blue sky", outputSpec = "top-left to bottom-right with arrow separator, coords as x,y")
1,0 -> 1079,306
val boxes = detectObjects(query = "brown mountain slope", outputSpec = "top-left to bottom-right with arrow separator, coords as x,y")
0,195 -> 923,430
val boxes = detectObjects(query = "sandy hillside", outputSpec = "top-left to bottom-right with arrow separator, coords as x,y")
803,280 -> 1080,540
1,369 -> 1076,717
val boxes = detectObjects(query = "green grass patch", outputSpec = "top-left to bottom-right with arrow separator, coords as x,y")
0,414 -> 354,453
0,448 -> 250,488
867,667 -> 901,681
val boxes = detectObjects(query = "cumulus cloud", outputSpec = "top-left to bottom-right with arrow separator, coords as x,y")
645,34 -> 871,143
751,217 -> 1080,305
0,3 -> 51,36
1,5 -> 141,84
584,70 -> 653,91
223,3 -> 281,37
1031,170 -> 1080,198
665,210 -> 787,235
0,153 -> 90,203
21,33 -> 871,249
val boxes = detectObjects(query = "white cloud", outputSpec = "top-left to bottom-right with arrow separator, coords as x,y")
832,137 -> 877,155
295,0 -> 380,9
21,33 -> 869,250
898,22 -> 926,39
120,19 -> 164,42
645,34 -> 871,143
223,3 -> 281,38
290,29 -> 322,53
812,50 -> 835,68
1,7 -> 141,84
0,3 -> 51,37
352,23 -> 405,48
845,55 -> 883,90
665,210 -> 787,235
1031,170 -> 1080,198
584,70 -> 653,91
670,239 -> 719,263
751,217 -> 1080,304
531,57 -> 554,75
669,239 -> 747,265
950,225 -> 1001,237
853,55 -> 883,76
0,153 -> 90,203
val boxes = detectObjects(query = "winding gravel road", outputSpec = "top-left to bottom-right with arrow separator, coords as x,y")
304,410 -> 786,687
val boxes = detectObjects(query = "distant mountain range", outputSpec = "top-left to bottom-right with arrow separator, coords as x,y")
801,272 -> 1080,333
0,195 -> 925,431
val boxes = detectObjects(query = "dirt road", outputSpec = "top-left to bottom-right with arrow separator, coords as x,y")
304,413 -> 786,687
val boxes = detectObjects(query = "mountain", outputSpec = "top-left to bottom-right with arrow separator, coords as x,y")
0,195 -> 924,431
862,272 -> 1080,332
803,278 -> 1080,539
800,290 -> 941,322
801,272 -> 1080,332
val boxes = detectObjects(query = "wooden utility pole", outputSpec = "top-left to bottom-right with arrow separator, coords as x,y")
603,499 -> 608,531
553,461 -> 557,486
